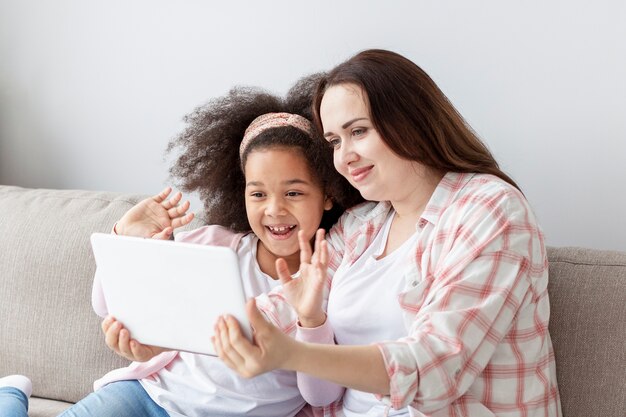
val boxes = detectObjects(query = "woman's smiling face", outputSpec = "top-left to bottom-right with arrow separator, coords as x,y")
320,83 -> 427,204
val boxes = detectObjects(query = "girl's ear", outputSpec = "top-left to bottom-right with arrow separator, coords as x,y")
324,196 -> 333,211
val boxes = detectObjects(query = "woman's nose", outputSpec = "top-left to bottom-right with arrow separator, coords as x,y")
337,138 -> 358,166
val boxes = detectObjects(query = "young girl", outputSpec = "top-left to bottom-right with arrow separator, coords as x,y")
60,73 -> 362,417
214,49 -> 562,417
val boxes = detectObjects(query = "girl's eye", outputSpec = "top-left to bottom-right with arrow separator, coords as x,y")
286,191 -> 302,197
250,192 -> 264,198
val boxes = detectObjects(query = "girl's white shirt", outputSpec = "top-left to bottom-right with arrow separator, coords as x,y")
139,234 -> 305,417
328,211 -> 419,417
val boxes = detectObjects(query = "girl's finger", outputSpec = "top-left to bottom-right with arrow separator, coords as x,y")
118,328 -> 133,358
275,258 -> 293,285
104,320 -> 122,352
298,230 -> 313,264
161,191 -> 182,210
319,239 -> 328,267
153,187 -> 172,204
130,340 -> 152,362
167,200 -> 190,218
312,229 -> 326,265
153,227 -> 173,240
171,212 -> 195,229
101,316 -> 114,333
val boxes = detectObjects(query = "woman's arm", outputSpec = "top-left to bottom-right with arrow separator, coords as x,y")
214,299 -> 390,395
215,227 -> 389,394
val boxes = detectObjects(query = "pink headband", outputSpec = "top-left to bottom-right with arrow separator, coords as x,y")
239,112 -> 314,157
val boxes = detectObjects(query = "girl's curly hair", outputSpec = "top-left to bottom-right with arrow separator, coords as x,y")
167,73 -> 364,233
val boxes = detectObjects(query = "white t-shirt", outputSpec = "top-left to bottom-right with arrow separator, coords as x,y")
140,234 -> 305,417
327,212 -> 419,417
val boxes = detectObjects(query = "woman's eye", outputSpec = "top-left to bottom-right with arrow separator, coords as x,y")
328,137 -> 341,148
352,128 -> 365,137
250,192 -> 264,198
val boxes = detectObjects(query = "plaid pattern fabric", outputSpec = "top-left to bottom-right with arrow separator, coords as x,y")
258,172 -> 561,417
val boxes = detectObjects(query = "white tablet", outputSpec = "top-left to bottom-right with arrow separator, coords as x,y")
90,232 -> 252,355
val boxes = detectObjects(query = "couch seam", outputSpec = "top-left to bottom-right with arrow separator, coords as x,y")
549,260 -> 626,267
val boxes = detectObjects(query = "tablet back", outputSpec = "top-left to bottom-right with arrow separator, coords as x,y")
90,232 -> 252,355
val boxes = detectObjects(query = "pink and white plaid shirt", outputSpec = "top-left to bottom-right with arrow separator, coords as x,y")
258,172 -> 562,417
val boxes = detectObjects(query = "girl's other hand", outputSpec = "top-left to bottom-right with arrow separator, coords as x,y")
115,186 -> 195,239
101,316 -> 168,362
277,229 -> 327,328
213,299 -> 297,378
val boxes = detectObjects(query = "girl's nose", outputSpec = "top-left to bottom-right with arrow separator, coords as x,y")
265,197 -> 286,216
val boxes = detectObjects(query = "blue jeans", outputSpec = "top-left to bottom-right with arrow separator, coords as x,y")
58,380 -> 170,417
0,387 -> 28,417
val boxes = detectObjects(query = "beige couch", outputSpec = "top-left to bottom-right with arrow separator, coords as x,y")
0,185 -> 624,417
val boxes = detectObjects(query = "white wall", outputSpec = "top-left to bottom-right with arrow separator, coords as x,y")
1,0 -> 624,251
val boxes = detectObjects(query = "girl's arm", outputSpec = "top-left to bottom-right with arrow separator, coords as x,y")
294,321 -> 345,406
91,187 -> 193,360
101,316 -> 169,362
253,229 -> 347,405
114,186 -> 194,239
93,187 -> 194,315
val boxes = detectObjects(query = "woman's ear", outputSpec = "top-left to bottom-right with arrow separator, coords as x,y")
324,196 -> 333,211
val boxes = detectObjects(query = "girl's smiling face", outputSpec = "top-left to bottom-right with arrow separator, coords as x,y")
244,147 -> 332,277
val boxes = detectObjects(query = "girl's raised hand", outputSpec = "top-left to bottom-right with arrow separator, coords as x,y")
101,316 -> 169,362
213,299 -> 296,378
277,229 -> 327,328
115,187 -> 194,239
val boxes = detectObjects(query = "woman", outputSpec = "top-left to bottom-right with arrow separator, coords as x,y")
214,49 -> 562,417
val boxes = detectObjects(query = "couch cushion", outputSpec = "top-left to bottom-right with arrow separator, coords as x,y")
0,186 -> 150,403
547,246 -> 626,417
28,397 -> 72,417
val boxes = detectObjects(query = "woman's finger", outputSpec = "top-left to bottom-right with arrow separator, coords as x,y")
217,316 -> 246,370
213,335 -> 236,371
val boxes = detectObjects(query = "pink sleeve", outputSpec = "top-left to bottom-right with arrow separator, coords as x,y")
296,319 -> 344,407
91,268 -> 108,317
91,225 -> 118,317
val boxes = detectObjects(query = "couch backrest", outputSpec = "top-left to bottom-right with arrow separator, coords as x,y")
0,186 -> 171,403
547,247 -> 626,417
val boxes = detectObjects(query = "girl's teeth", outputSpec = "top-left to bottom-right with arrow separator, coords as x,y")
269,226 -> 294,233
